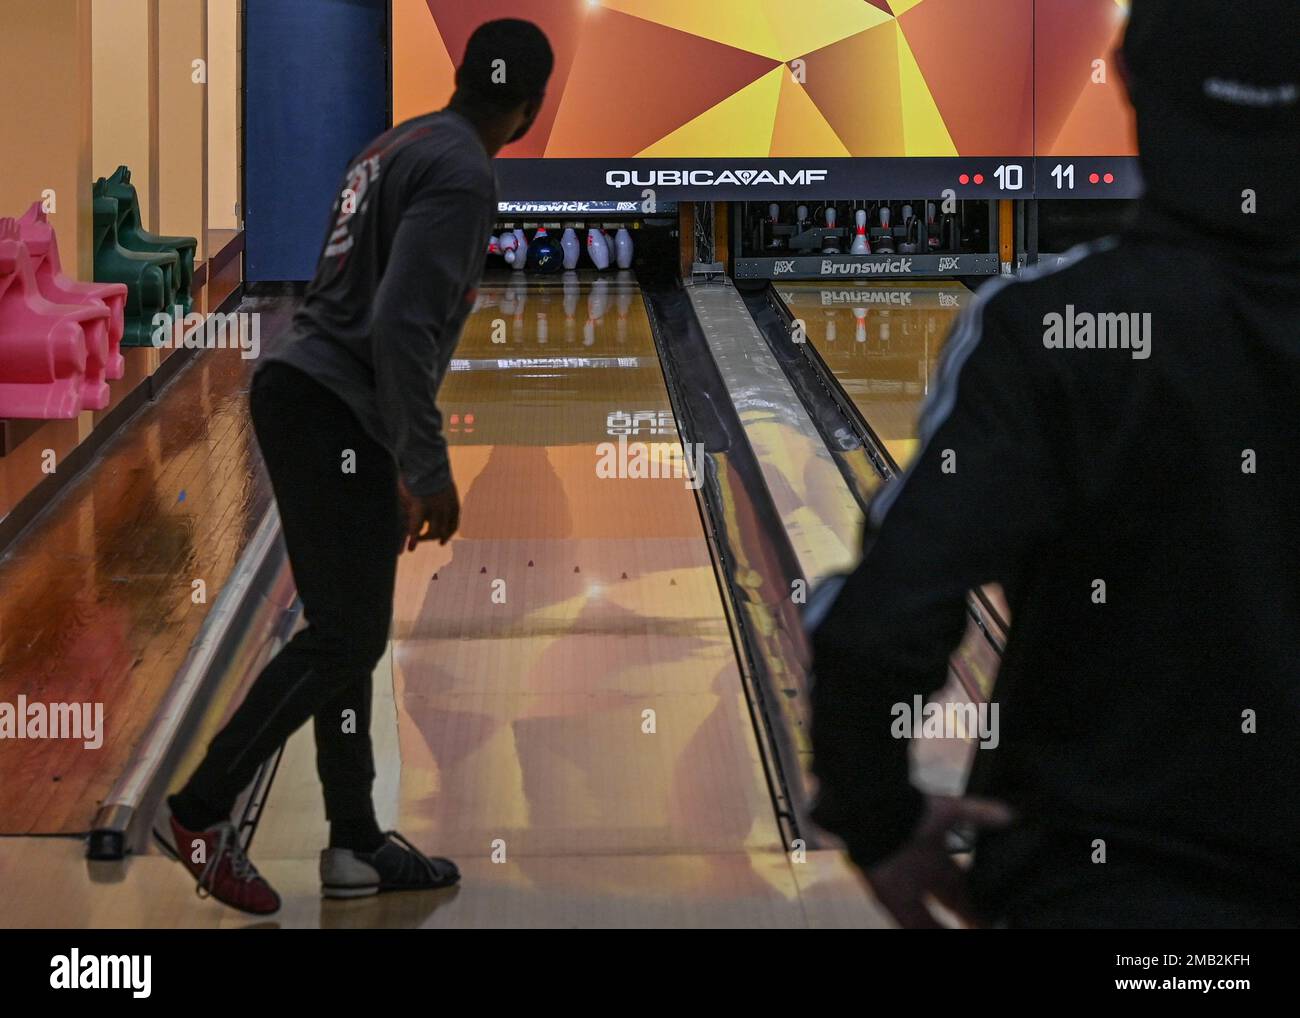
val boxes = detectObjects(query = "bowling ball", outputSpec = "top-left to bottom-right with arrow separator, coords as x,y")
525,238 -> 564,274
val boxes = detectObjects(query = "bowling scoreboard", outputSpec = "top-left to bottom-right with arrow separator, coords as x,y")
393,0 -> 1138,199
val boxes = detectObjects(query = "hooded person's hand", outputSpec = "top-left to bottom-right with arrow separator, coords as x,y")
855,794 -> 1014,929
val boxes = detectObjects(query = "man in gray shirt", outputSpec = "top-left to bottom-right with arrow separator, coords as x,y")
158,19 -> 554,915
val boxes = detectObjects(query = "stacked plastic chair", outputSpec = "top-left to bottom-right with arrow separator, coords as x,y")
0,217 -> 113,418
18,202 -> 126,381
96,165 -> 196,315
92,189 -> 177,348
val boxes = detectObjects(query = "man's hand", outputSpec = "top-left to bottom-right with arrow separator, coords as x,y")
858,794 -> 1014,929
399,478 -> 459,551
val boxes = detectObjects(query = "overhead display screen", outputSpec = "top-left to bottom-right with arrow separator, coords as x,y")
392,0 -> 1138,198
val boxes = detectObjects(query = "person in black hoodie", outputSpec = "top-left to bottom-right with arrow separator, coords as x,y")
809,0 -> 1300,929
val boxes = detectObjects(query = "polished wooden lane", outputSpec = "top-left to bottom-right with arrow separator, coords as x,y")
779,281 -> 969,469
777,281 -> 1001,786
239,275 -> 794,928
0,298 -> 296,834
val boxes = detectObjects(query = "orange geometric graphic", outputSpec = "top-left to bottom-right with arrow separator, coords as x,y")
393,0 -> 1135,159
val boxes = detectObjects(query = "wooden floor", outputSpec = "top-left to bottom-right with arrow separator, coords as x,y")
0,836 -> 895,928
0,274 -> 888,927
0,277 -> 976,927
0,299 -> 296,833
252,275 -> 784,869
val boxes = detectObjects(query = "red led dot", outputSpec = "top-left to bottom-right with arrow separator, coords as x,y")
1103,172 -> 1115,184
973,173 -> 985,184
958,173 -> 970,184
1089,172 -> 1101,184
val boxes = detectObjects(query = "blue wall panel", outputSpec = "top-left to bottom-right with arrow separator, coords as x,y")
245,0 -> 388,281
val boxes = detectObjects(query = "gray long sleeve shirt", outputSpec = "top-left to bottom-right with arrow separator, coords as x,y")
261,108 -> 496,496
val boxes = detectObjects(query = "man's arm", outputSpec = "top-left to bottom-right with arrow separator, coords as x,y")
810,286 -> 1066,866
371,180 -> 488,497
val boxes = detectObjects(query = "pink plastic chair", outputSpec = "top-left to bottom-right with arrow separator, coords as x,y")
19,202 -> 126,381
0,218 -> 107,418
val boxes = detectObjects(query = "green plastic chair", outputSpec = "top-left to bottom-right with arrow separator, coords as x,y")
92,195 -> 178,347
95,165 -> 197,316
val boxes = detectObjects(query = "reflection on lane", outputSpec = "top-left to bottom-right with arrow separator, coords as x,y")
779,282 -> 969,467
381,273 -> 785,861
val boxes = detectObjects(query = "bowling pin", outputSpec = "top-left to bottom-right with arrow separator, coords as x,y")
854,307 -> 867,344
561,227 -> 580,270
875,206 -> 895,254
796,204 -> 809,229
614,227 -> 634,269
513,228 -> 529,271
487,234 -> 500,256
499,230 -> 518,266
586,228 -> 611,270
602,230 -> 616,269
850,208 -> 871,255
821,206 -> 840,254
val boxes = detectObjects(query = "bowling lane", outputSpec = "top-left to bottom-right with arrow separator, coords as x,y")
254,274 -> 785,868
778,282 -> 969,469
775,280 -> 1003,788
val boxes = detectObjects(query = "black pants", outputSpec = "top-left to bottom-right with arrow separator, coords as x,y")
179,362 -> 403,825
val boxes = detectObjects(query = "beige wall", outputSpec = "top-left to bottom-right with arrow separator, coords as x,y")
206,0 -> 238,231
4,0 -> 240,280
0,0 -> 94,278
156,0 -> 207,257
91,0 -> 153,227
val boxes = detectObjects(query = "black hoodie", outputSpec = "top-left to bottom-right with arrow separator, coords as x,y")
809,0 -> 1300,926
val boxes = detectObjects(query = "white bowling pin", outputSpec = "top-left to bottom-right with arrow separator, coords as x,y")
561,227 -> 580,270
586,228 -> 611,270
879,206 -> 891,230
854,307 -> 867,343
499,230 -> 518,265
487,234 -> 500,256
825,206 -> 837,228
850,208 -> 871,255
902,204 -> 913,224
614,227 -> 634,269
796,204 -> 808,227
